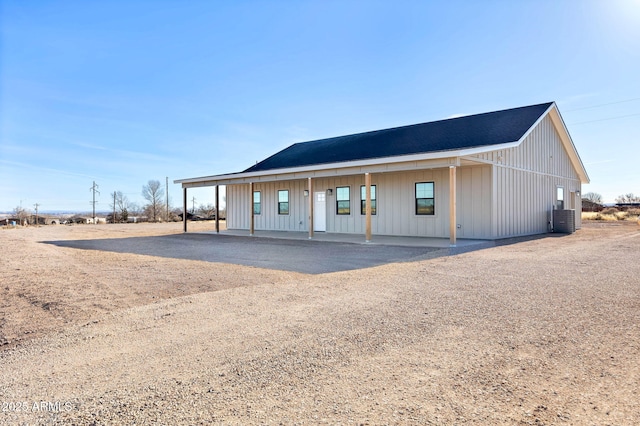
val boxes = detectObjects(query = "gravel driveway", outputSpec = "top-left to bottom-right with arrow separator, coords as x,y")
2,222 -> 638,425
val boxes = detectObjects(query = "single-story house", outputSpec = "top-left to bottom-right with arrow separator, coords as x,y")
69,216 -> 98,224
175,102 -> 589,244
178,212 -> 209,221
1,217 -> 20,226
581,199 -> 603,212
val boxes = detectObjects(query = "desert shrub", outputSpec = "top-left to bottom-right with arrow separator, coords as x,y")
588,213 -> 614,221
583,212 -> 608,221
590,213 -> 618,221
627,208 -> 640,216
615,212 -> 629,221
581,211 -> 636,221
601,207 -> 619,215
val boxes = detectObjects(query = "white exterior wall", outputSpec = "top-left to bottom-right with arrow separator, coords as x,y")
456,165 -> 493,239
227,166 -> 493,239
474,115 -> 583,238
320,170 -> 453,237
227,180 -> 309,232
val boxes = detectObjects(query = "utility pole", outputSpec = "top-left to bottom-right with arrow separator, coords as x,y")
191,196 -> 197,214
90,181 -> 100,224
166,176 -> 169,221
112,191 -> 117,224
34,203 -> 39,227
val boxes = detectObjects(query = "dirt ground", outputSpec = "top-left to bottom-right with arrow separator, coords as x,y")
0,221 -> 639,425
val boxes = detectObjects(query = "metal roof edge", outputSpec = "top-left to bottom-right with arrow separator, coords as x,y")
505,102 -> 589,184
174,143 -> 528,187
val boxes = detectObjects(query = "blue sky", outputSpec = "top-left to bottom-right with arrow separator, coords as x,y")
1,0 -> 639,213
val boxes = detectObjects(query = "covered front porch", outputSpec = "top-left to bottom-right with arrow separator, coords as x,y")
175,150 -> 499,245
197,227 -> 495,253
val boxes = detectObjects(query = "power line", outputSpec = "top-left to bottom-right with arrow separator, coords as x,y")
568,112 -> 640,125
564,97 -> 640,112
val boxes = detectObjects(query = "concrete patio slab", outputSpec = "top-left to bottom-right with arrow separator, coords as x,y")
43,233 -> 455,274
200,229 -> 495,253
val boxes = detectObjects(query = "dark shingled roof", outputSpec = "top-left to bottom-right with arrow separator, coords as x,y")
243,102 -> 554,173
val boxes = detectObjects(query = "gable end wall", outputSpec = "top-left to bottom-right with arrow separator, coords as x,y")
474,115 -> 582,238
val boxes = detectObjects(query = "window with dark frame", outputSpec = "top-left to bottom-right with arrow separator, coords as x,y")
278,190 -> 289,215
556,187 -> 564,210
336,186 -> 350,215
360,185 -> 377,215
415,182 -> 435,215
253,191 -> 261,215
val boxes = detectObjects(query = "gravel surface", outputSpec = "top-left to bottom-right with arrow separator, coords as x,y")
1,221 -> 639,425
42,232 -> 444,274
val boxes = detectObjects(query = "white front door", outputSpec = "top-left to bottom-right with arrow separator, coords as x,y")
314,191 -> 326,232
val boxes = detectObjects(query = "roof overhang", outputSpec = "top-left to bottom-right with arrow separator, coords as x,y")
174,145 -> 516,188
175,102 -> 589,187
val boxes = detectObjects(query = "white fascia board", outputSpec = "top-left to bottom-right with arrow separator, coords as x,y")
174,145 -> 521,187
546,105 -> 590,183
456,142 -> 521,156
517,102 -> 557,146
463,102 -> 589,184
174,172 -> 243,185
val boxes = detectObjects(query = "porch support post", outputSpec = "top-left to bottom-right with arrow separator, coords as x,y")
182,187 -> 188,233
308,177 -> 314,239
215,184 -> 220,233
249,182 -> 254,236
449,165 -> 457,247
365,172 -> 372,242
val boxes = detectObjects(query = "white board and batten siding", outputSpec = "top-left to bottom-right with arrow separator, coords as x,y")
227,180 -> 309,232
456,166 -> 493,239
474,115 -> 583,238
227,166 -> 494,239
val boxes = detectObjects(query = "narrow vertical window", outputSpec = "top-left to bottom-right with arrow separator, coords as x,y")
415,182 -> 435,215
278,190 -> 289,215
336,186 -> 350,215
360,185 -> 377,215
253,191 -> 261,215
556,187 -> 564,210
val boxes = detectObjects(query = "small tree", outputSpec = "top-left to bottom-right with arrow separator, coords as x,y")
582,192 -> 603,205
142,180 -> 165,222
616,193 -> 640,204
114,191 -> 130,223
128,202 -> 141,217
198,203 -> 217,219
110,191 -> 129,223
170,207 -> 182,222
13,206 -> 30,226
